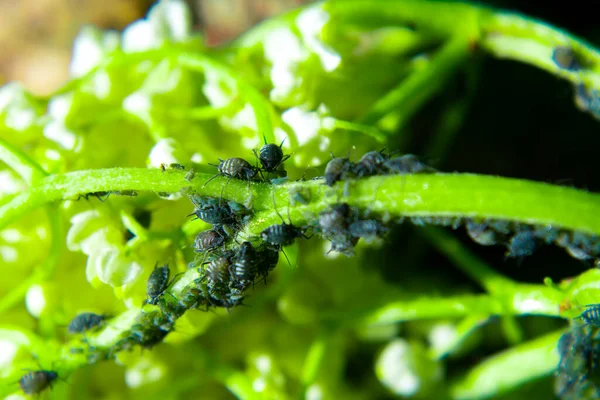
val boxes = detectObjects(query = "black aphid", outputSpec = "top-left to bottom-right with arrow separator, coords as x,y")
205,157 -> 260,186
67,312 -> 107,334
383,154 -> 436,175
230,242 -> 259,288
19,370 -> 58,395
577,304 -> 600,327
465,221 -> 504,246
260,201 -> 309,248
353,148 -> 388,177
131,324 -> 170,349
552,46 -> 583,71
144,264 -> 171,306
254,137 -> 290,172
348,219 -> 388,240
324,153 -> 354,186
78,191 -> 110,201
506,230 -> 537,258
160,163 -> 185,172
204,254 -> 233,287
318,204 -> 352,234
194,228 -> 226,253
192,203 -> 237,226
256,247 -> 279,283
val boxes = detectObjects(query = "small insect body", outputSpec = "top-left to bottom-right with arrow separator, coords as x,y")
205,157 -> 260,186
383,154 -> 436,175
324,154 -> 354,186
204,254 -> 233,288
192,203 -> 237,225
68,312 -> 107,334
144,265 -> 171,306
576,304 -> 600,327
348,219 -> 388,241
465,221 -> 503,246
506,230 -> 537,258
261,223 -> 307,248
353,149 -> 388,177
160,163 -> 185,172
552,47 -> 583,71
78,191 -> 110,201
19,370 -> 59,395
194,228 -> 226,253
256,247 -> 279,283
230,242 -> 259,288
254,137 -> 290,172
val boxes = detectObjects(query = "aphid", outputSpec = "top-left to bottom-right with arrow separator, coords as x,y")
254,137 -> 291,172
348,219 -> 388,240
131,324 -> 170,349
78,191 -> 110,201
353,148 -> 388,177
204,254 -> 233,288
185,168 -> 196,182
230,242 -> 259,288
318,204 -> 352,234
67,312 -> 107,334
328,236 -> 359,257
205,157 -> 260,186
19,370 -> 58,395
144,264 -> 171,306
112,190 -> 138,197
192,203 -> 237,225
552,47 -> 582,71
574,84 -> 600,120
194,228 -> 226,253
324,153 -> 354,186
256,247 -> 279,282
160,163 -> 185,172
260,204 -> 309,248
465,221 -> 502,246
383,154 -> 436,175
576,304 -> 600,327
506,230 -> 537,258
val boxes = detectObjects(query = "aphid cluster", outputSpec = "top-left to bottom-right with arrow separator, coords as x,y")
323,150 -> 436,187
550,45 -> 600,121
315,203 -> 389,256
556,324 -> 600,399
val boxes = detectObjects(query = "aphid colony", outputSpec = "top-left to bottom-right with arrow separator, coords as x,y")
551,45 -> 600,121
324,149 -> 436,187
556,323 -> 600,399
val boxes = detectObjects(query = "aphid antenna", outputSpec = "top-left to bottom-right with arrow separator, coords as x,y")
271,193 -> 288,225
280,248 -> 292,267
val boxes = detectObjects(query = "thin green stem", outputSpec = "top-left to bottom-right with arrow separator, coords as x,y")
0,136 -> 48,183
359,34 -> 471,127
450,328 -> 566,399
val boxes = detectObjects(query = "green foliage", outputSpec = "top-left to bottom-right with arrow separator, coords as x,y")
1,1 -> 600,399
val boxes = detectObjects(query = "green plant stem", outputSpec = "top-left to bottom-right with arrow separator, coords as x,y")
0,136 -> 48,183
450,328 -> 566,399
358,34 -> 472,127
3,169 -> 600,237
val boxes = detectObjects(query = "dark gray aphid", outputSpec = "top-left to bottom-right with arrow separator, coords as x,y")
194,228 -> 226,253
318,204 -> 352,234
205,157 -> 260,186
160,163 -> 185,172
130,324 -> 170,349
324,154 -> 354,186
552,47 -> 583,71
348,219 -> 388,240
19,370 -> 59,395
256,247 -> 279,283
204,254 -> 233,288
383,154 -> 436,175
144,265 -> 171,306
353,149 -> 388,177
574,84 -> 600,120
78,191 -> 110,201
68,312 -> 107,334
254,137 -> 290,172
506,230 -> 537,258
192,203 -> 237,225
465,221 -> 503,246
576,305 -> 600,327
260,219 -> 308,248
230,242 -> 259,288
